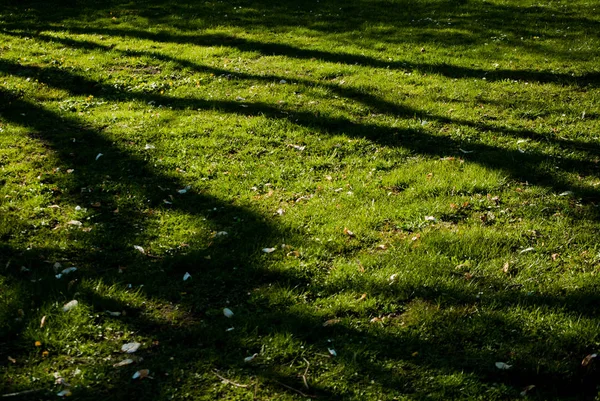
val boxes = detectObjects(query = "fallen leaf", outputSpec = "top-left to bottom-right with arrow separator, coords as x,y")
144,144 -> 155,150
495,362 -> 512,370
343,227 -> 355,237
551,253 -> 560,261
520,247 -> 535,254
323,319 -> 341,327
67,220 -> 82,227
559,191 -> 574,196
287,144 -> 306,151
66,169 -> 75,174
40,315 -> 47,327
132,369 -> 150,379
57,390 -> 72,397
358,293 -> 367,301
62,300 -> 78,312
133,245 -> 145,254
223,308 -> 234,318
183,272 -> 192,281
262,247 -> 276,253
424,216 -> 436,222
113,358 -> 134,367
121,342 -> 141,353
502,262 -> 510,274
244,353 -> 258,363
7,356 -> 16,363
370,317 -> 383,323
520,385 -> 536,396
582,353 -> 597,367
389,273 -> 398,282
376,244 -> 387,250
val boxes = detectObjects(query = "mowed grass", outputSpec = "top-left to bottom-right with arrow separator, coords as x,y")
1,0 -> 600,399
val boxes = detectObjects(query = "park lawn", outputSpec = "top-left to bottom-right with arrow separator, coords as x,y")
1,0 -> 600,399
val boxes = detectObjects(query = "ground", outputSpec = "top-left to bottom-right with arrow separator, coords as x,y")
1,0 -> 600,399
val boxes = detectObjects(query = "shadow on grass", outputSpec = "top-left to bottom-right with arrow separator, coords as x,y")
1,0 -> 600,399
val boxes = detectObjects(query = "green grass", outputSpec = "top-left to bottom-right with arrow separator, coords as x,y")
1,0 -> 600,399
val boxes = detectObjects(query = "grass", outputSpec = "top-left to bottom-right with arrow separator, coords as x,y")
1,0 -> 600,399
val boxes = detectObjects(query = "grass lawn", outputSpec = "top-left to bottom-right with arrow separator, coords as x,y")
1,0 -> 600,399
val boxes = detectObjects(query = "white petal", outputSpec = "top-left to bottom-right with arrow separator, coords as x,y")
62,300 -> 78,312
495,362 -> 512,370
223,308 -> 234,318
121,342 -> 141,353
183,272 -> 192,281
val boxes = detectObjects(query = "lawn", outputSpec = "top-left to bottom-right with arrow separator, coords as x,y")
1,0 -> 600,399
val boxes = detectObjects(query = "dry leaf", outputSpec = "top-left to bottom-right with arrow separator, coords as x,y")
520,385 -> 536,396
323,319 -> 341,327
424,216 -> 436,222
132,369 -> 150,379
582,353 -> 597,367
223,308 -> 234,318
370,317 -> 383,323
502,262 -> 510,274
121,342 -> 141,353
376,244 -> 387,250
40,315 -> 47,328
8,356 -> 16,363
67,220 -> 82,227
551,253 -> 560,261
343,227 -> 355,237
358,293 -> 367,301
113,359 -> 134,367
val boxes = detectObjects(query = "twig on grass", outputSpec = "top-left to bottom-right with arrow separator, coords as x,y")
2,389 -> 43,398
274,380 -> 317,398
301,357 -> 311,389
212,370 -> 249,388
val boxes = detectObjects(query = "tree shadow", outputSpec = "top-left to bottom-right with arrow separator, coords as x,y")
2,1 -> 600,399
